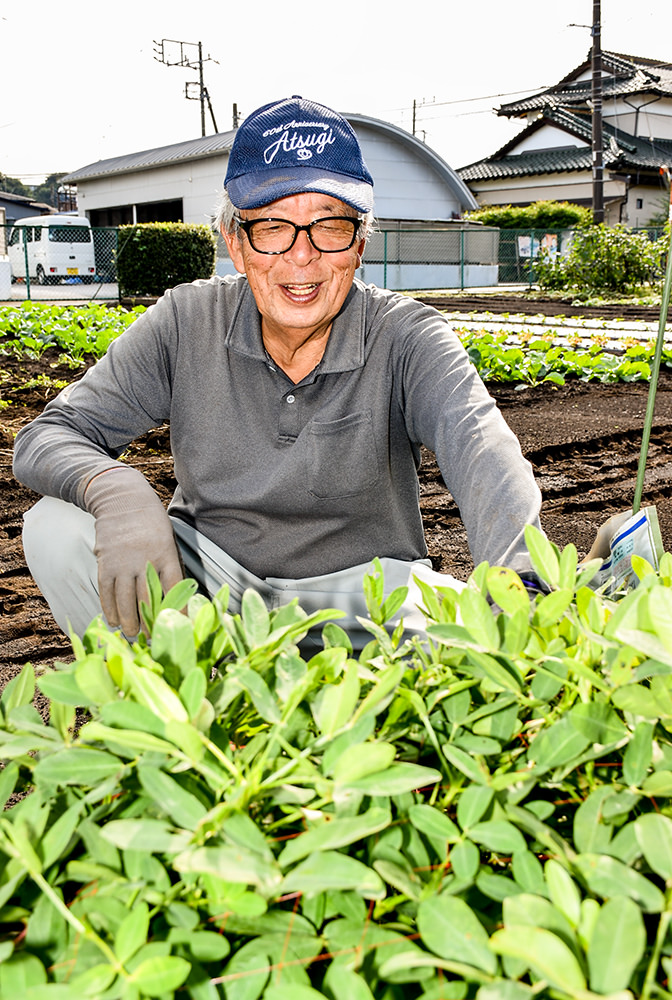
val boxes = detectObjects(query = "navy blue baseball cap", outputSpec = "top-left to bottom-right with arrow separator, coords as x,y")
225,96 -> 374,213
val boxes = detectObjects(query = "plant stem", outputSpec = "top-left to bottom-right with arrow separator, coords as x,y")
641,895 -> 672,1000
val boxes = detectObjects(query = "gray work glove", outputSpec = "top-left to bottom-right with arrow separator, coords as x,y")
84,466 -> 183,637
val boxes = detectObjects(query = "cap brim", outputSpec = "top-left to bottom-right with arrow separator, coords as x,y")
227,166 -> 374,213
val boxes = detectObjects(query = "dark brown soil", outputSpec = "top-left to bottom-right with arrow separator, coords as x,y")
3,340 -> 672,692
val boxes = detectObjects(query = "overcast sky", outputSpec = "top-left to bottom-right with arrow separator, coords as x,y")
1,0 -> 666,185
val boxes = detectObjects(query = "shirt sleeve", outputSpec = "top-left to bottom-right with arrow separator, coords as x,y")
13,292 -> 178,508
394,300 -> 543,574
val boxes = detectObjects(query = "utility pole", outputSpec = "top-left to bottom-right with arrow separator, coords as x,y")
153,38 -> 219,137
591,0 -> 604,223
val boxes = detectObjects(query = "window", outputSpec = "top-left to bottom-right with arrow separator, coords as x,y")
8,228 -> 21,246
48,226 -> 92,243
636,198 -> 643,210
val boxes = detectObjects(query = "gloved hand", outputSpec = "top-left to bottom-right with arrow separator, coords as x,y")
583,509 -> 634,563
84,466 -> 183,637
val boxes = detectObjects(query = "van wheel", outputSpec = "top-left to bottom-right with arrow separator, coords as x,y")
36,266 -> 47,285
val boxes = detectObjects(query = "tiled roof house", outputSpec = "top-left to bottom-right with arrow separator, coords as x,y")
458,51 -> 672,226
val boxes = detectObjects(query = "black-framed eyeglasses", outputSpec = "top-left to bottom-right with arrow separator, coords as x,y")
235,215 -> 360,254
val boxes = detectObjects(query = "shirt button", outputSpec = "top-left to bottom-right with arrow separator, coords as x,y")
286,394 -> 296,404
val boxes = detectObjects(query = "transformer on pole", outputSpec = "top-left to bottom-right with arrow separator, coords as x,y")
153,38 -> 219,137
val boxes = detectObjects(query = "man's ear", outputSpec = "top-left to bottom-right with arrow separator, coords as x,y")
221,226 -> 246,275
356,238 -> 366,268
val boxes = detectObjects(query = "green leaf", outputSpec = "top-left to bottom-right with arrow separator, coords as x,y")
457,785 -> 494,829
100,818 -> 189,854
179,667 -> 207,719
1,663 -> 35,714
129,955 -> 191,996
524,524 -> 560,589
573,787 -> 613,854
486,567 -> 530,617
33,748 -> 122,787
0,953 -> 47,991
459,588 -> 501,649
466,819 -> 526,855
533,589 -> 573,628
241,588 -> 271,645
36,671 -> 87,706
279,807 -> 390,867
418,895 -> 498,974
313,662 -> 360,737
340,762 -> 441,796
490,926 -> 585,993
280,850 -> 385,898
123,659 -> 189,723
74,655 -> 117,705
115,902 -> 150,965
173,845 -> 281,893
545,859 -> 581,927
228,666 -> 280,723
323,962 -> 375,1000
408,803 -> 461,844
450,839 -> 480,881
264,986 -> 325,1000
527,716 -> 591,773
443,743 -> 489,785
568,702 -> 626,744
40,799 -> 84,868
68,964 -> 117,997
622,720 -> 654,787
574,852 -> 665,912
634,812 -> 672,879
138,764 -> 207,828
587,896 -> 645,994
331,740 -> 395,783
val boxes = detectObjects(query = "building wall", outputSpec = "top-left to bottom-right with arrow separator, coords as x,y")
77,157 -> 227,227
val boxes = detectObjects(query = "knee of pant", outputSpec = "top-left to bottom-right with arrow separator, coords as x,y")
23,496 -> 96,572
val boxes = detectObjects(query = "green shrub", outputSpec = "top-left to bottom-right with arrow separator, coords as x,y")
466,201 -> 591,230
536,223 -> 665,293
3,537 -> 672,997
116,223 -> 217,298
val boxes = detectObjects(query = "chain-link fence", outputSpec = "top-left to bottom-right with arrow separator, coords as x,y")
1,222 -> 667,300
0,223 -> 119,301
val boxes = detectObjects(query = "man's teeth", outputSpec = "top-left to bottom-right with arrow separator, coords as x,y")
285,284 -> 317,295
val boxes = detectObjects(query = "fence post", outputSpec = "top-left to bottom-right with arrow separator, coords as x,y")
460,229 -> 465,290
383,231 -> 388,290
529,229 -> 534,289
23,228 -> 31,301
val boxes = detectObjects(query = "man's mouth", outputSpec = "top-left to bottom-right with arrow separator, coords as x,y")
281,282 -> 320,301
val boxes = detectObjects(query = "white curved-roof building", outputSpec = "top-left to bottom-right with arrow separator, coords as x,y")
63,114 -> 496,289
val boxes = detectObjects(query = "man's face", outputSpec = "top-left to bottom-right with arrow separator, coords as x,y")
222,192 -> 366,343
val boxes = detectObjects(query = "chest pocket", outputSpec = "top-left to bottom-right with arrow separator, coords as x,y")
305,410 -> 381,499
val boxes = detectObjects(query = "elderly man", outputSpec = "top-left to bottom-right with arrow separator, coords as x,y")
13,96 -> 543,645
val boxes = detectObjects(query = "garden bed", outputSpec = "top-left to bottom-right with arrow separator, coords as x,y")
2,341 -> 672,686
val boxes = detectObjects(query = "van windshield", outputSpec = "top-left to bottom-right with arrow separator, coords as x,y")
48,226 -> 91,243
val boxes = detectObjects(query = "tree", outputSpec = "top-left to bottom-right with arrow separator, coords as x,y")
32,173 -> 69,209
0,173 -> 33,198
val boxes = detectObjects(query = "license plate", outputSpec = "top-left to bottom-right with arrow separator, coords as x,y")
67,267 -> 78,275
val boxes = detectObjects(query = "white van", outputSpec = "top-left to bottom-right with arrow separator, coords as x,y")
8,216 -> 96,285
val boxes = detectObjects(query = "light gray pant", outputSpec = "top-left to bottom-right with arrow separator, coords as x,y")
22,496 -> 465,648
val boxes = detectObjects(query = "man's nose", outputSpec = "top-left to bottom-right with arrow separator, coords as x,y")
285,228 -> 320,264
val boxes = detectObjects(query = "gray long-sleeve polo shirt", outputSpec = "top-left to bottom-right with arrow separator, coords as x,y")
13,274 -> 542,580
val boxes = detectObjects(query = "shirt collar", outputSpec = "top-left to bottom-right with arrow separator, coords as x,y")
224,277 -> 367,374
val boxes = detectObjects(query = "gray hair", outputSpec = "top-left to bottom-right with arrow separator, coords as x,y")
213,188 -> 375,243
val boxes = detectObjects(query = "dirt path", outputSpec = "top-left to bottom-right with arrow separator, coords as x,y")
3,342 -> 672,687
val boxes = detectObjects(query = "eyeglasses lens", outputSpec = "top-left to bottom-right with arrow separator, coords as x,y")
246,218 -> 358,253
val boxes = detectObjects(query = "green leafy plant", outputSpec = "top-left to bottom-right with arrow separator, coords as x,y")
116,223 -> 217,298
536,224 -> 665,294
4,539 -> 672,998
465,202 -> 591,231
0,303 -> 145,365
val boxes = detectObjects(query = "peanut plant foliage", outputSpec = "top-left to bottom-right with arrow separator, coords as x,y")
3,533 -> 672,998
